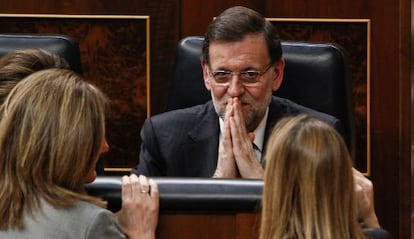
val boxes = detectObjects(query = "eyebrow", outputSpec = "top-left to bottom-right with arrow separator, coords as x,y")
213,66 -> 261,72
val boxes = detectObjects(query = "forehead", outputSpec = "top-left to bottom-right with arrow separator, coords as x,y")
208,35 -> 269,68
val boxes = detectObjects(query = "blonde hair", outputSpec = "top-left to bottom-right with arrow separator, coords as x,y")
259,114 -> 365,239
0,68 -> 107,230
0,48 -> 70,105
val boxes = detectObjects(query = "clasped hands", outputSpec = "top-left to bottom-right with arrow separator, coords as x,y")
213,97 -> 264,178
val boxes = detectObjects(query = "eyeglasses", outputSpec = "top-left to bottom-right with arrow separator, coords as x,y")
208,63 -> 273,87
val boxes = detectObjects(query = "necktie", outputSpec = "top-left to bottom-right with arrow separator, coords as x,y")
252,143 -> 262,162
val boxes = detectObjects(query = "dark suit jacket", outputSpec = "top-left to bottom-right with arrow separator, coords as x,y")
132,96 -> 344,177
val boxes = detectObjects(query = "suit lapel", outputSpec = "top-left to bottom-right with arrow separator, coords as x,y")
263,97 -> 285,157
182,102 -> 220,177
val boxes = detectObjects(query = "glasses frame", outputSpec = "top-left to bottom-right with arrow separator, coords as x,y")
208,63 -> 273,87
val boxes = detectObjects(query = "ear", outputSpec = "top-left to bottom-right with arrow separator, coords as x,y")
202,60 -> 212,91
272,58 -> 285,91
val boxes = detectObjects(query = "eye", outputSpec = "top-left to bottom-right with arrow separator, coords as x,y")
212,71 -> 231,81
241,70 -> 260,79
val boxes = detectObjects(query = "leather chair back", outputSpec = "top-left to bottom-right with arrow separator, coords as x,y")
167,36 -> 355,154
0,33 -> 82,73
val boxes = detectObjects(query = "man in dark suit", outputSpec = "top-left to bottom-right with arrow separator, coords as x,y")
132,6 -> 343,178
133,98 -> 341,177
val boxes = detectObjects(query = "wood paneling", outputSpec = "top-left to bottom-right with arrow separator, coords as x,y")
180,1 -> 263,37
0,15 -> 149,169
0,0 -> 411,238
0,0 -> 181,169
0,0 -> 181,115
157,212 -> 260,239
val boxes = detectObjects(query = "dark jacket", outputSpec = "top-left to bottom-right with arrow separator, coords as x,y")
133,96 -> 344,177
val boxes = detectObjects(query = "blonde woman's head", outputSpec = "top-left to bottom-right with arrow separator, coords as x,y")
0,68 -> 109,230
260,114 -> 362,239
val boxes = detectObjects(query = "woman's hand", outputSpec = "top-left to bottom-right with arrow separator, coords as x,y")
116,174 -> 159,239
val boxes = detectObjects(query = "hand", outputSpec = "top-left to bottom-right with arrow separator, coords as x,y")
214,98 -> 264,178
214,99 -> 238,178
353,168 -> 380,228
116,174 -> 159,239
230,98 -> 263,178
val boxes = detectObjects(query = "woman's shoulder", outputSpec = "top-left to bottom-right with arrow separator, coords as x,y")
41,200 -> 114,231
0,200 -> 124,239
50,200 -> 126,239
72,200 -> 109,215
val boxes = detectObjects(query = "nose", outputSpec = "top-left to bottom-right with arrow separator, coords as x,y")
226,74 -> 245,96
101,139 -> 110,153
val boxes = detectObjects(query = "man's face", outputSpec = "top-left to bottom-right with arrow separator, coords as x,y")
202,34 -> 284,131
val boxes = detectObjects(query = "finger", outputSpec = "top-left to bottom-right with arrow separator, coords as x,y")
215,116 -> 237,178
353,167 -> 362,180
130,174 -> 140,196
353,168 -> 372,190
232,98 -> 246,131
229,117 -> 241,145
121,175 -> 132,200
229,116 -> 252,153
219,114 -> 233,154
138,175 -> 150,194
223,98 -> 234,123
230,99 -> 251,149
219,117 -> 235,161
148,179 -> 159,201
355,183 -> 363,196
247,132 -> 255,142
223,116 -> 233,144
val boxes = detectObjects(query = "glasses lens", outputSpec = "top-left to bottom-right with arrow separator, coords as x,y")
240,71 -> 260,83
212,71 -> 231,84
210,64 -> 271,86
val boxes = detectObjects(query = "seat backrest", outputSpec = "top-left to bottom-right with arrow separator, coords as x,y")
0,33 -> 83,74
167,36 -> 355,153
